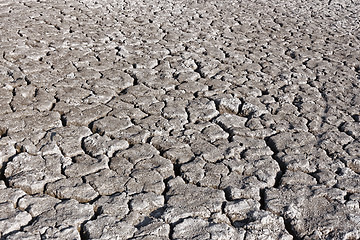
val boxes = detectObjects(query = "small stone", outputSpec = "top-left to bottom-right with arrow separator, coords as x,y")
190,139 -> 223,162
163,146 -> 194,164
187,98 -> 219,123
129,192 -> 164,221
0,201 -> 32,236
45,178 -> 99,202
0,187 -> 26,206
172,218 -> 244,240
4,231 -> 40,240
201,124 -> 229,143
0,137 -> 16,169
91,116 -> 133,136
214,113 -> 247,131
42,226 -> 80,240
26,199 -> 93,234
126,170 -> 165,195
64,154 -> 108,177
40,126 -> 92,157
280,171 -> 317,186
83,133 -> 129,157
225,199 -> 260,223
18,194 -> 61,217
63,104 -> 112,126
84,169 -> 129,195
163,177 -> 225,223
133,220 -> 170,239
133,155 -> 174,179
245,210 -> 293,240
93,192 -> 129,217
268,131 -> 317,152
120,143 -> 159,164
83,215 -> 136,239
215,95 -> 242,114
4,153 -> 64,194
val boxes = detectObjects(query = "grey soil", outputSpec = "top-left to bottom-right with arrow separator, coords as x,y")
0,0 -> 360,239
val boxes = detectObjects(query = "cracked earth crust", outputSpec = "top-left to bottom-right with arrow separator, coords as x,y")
0,0 -> 360,239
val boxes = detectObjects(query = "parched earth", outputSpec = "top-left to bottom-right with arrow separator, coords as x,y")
0,0 -> 359,239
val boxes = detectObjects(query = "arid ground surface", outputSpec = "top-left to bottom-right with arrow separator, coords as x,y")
0,0 -> 360,239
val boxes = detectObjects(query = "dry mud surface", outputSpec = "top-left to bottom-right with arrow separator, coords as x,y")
0,0 -> 360,239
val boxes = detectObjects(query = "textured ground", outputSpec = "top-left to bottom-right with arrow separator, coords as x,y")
0,0 -> 360,239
